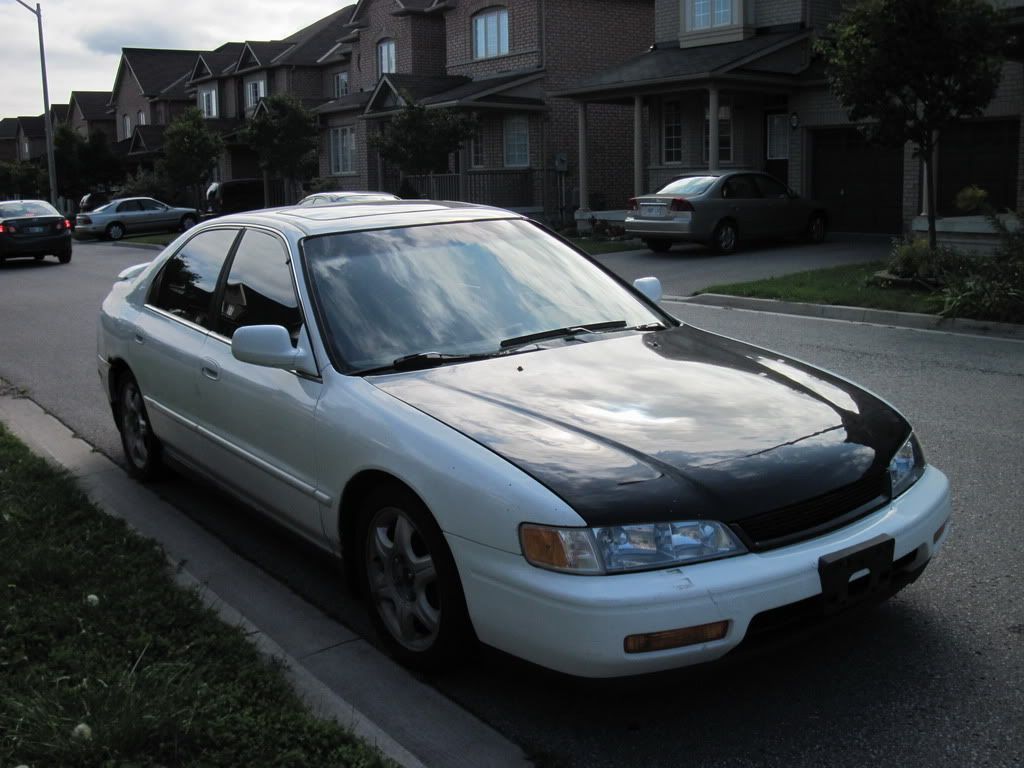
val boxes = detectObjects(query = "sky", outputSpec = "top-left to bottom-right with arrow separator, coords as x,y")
0,0 -> 346,118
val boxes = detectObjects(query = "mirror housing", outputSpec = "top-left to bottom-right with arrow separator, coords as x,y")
232,325 -> 318,377
633,276 -> 663,304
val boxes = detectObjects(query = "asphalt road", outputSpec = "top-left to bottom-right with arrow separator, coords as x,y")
1,239 -> 1022,768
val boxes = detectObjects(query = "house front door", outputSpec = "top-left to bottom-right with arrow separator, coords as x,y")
765,112 -> 790,184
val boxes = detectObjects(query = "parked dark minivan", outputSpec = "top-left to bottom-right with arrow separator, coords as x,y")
205,179 -> 264,216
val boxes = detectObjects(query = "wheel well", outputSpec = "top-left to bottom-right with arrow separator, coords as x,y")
338,470 -> 417,593
107,359 -> 131,424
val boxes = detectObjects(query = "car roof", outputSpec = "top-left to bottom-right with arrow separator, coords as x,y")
205,199 -> 522,238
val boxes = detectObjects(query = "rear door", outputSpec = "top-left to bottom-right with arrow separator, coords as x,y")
134,227 -> 241,458
193,227 -> 324,539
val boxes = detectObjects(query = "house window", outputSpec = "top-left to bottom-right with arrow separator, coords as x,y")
377,39 -> 396,77
702,104 -> 733,163
333,71 -> 349,99
766,113 -> 788,160
663,101 -> 683,164
503,115 -> 529,167
122,114 -> 131,139
692,0 -> 732,30
473,8 -> 509,59
201,88 -> 218,118
246,79 -> 266,109
470,133 -> 484,168
329,125 -> 356,175
138,110 -> 146,126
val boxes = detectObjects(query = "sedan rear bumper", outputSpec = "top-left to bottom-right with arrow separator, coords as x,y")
450,466 -> 951,678
0,232 -> 71,257
624,214 -> 708,241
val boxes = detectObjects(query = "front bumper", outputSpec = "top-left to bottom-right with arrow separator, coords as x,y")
450,466 -> 951,678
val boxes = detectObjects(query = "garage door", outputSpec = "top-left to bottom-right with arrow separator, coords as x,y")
812,128 -> 903,234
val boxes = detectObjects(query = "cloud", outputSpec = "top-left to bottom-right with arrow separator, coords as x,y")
0,0 -> 345,116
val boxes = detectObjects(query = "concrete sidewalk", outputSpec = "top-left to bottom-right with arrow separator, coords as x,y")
0,393 -> 530,768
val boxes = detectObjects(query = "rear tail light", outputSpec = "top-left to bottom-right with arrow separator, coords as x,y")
56,219 -> 71,231
669,198 -> 694,212
627,197 -> 638,211
0,223 -> 15,234
77,216 -> 92,225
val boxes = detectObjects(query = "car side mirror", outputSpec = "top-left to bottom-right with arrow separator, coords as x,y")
633,276 -> 663,304
232,324 -> 318,377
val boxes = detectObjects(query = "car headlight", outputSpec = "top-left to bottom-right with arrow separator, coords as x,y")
889,433 -> 925,498
520,520 -> 746,575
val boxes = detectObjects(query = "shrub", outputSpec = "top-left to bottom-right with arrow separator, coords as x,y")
887,238 -> 974,282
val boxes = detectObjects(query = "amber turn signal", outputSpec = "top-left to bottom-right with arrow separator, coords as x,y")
624,620 -> 729,654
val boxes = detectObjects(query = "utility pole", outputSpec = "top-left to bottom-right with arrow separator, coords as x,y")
13,0 -> 59,208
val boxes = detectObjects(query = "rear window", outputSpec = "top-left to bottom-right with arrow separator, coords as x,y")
657,177 -> 716,196
0,201 -> 60,218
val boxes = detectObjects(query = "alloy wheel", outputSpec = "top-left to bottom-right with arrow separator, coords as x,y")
718,223 -> 737,252
121,380 -> 149,469
364,506 -> 440,652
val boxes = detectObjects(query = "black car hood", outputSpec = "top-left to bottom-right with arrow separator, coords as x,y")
372,325 -> 908,526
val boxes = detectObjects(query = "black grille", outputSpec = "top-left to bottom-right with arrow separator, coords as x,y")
735,473 -> 889,551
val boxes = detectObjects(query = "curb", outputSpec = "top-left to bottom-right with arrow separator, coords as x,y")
0,393 -> 530,768
666,293 -> 1023,340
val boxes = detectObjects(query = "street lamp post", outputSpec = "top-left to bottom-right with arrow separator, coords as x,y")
13,0 -> 59,208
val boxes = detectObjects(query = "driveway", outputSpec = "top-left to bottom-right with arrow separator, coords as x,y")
592,235 -> 890,298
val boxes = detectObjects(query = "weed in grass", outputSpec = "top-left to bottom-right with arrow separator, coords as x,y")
0,426 -> 392,768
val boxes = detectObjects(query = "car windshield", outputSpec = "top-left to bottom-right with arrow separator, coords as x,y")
303,218 -> 663,373
657,176 -> 716,196
0,201 -> 59,218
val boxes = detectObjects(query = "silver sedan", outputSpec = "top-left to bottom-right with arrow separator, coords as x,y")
624,172 -> 828,254
75,197 -> 199,241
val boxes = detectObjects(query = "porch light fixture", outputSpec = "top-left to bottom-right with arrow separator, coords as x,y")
789,112 -> 800,129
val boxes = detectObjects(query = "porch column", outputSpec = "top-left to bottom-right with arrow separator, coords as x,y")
578,102 -> 590,211
633,95 -> 644,196
708,85 -> 720,171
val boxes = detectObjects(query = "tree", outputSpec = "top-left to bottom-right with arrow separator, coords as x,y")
244,95 -> 318,204
54,124 -> 87,201
80,130 -> 122,192
0,160 -> 48,199
817,0 -> 1006,250
369,102 -> 477,178
162,107 -> 224,208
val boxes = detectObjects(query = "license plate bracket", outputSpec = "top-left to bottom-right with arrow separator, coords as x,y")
639,204 -> 665,218
818,534 -> 894,615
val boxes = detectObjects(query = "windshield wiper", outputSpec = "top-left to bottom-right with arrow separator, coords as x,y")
361,351 -> 498,374
499,320 -> 628,349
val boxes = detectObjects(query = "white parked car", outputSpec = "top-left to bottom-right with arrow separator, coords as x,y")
97,200 -> 951,677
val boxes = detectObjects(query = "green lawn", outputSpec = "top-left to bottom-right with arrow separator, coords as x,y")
0,425 -> 391,768
569,237 -> 645,255
122,232 -> 179,246
702,261 -> 946,315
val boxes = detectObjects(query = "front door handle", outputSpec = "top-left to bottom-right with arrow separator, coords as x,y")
201,359 -> 220,381
134,332 -> 145,344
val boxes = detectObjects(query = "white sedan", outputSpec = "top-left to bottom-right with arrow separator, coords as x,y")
97,200 -> 951,677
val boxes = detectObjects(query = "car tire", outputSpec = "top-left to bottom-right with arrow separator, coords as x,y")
807,214 -> 827,244
711,220 -> 739,254
180,214 -> 197,232
106,222 -> 125,241
58,247 -> 72,264
644,238 -> 672,253
117,372 -> 162,481
358,483 -> 475,670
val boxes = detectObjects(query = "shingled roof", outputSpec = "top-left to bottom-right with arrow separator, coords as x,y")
17,115 -> 46,139
557,30 -> 810,98
116,48 -> 202,100
69,91 -> 113,121
0,117 -> 18,140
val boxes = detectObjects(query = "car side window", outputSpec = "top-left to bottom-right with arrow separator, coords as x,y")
218,229 -> 302,343
138,199 -> 164,211
149,228 -> 239,328
722,176 -> 761,200
754,175 -> 789,199
117,200 -> 142,213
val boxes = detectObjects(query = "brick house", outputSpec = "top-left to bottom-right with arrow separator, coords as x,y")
316,0 -> 655,219
108,48 -> 202,165
67,91 -> 116,141
561,0 -> 1024,234
13,115 -> 46,162
0,118 -> 18,163
186,8 -> 355,191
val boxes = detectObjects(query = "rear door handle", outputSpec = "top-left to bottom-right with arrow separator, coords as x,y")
134,333 -> 145,344
201,359 -> 220,381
